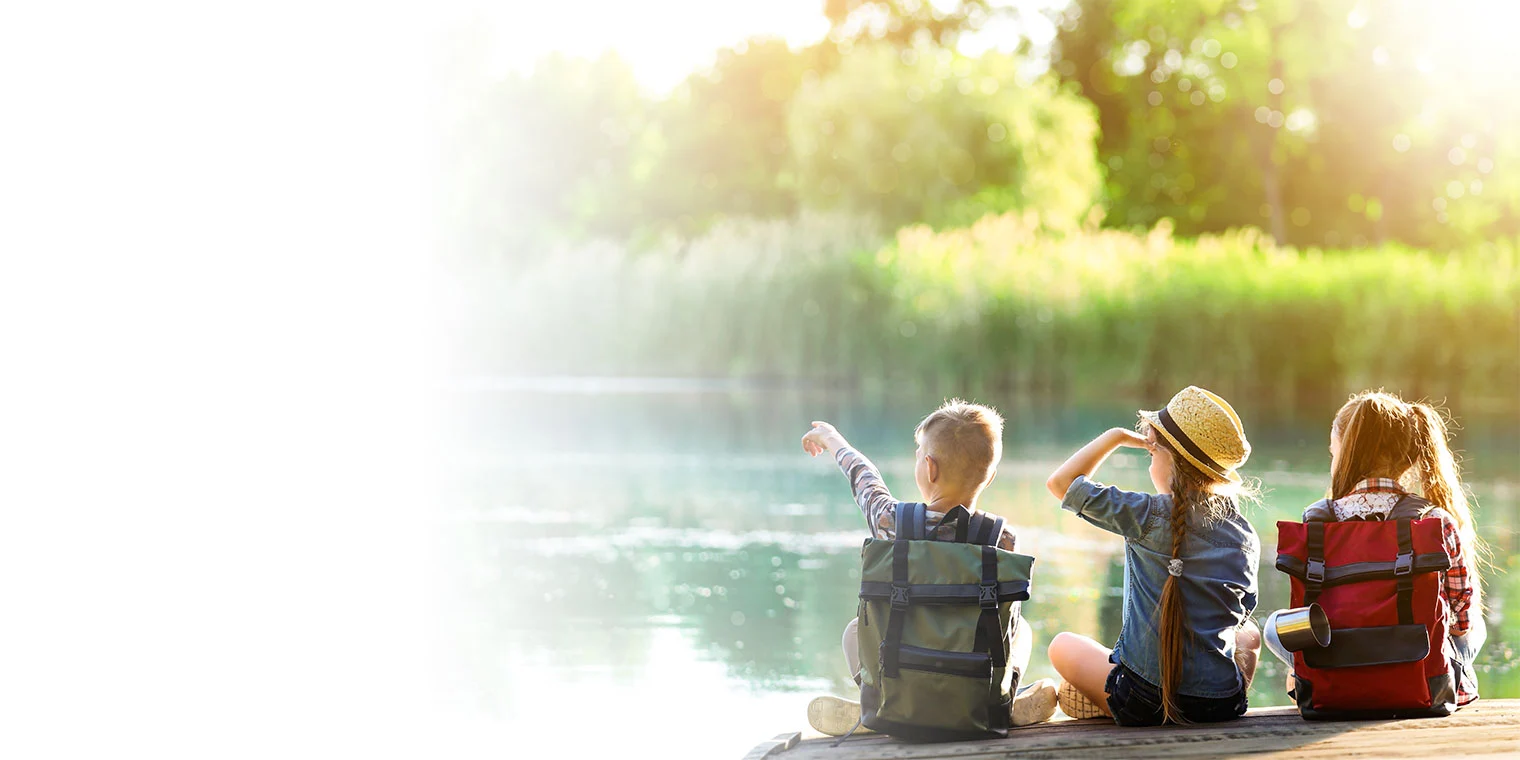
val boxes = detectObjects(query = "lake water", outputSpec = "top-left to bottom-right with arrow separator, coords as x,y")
440,384 -> 1519,759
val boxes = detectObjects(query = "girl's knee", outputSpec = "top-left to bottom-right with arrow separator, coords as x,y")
1047,631 -> 1086,667
1236,621 -> 1262,651
1047,631 -> 1072,657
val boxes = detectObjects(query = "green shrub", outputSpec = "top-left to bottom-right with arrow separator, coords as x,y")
470,214 -> 1520,407
786,44 -> 1102,232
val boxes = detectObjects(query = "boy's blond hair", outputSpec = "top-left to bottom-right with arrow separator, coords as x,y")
914,399 -> 1004,492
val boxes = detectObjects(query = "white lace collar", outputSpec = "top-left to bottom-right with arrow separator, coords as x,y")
1330,478 -> 1407,522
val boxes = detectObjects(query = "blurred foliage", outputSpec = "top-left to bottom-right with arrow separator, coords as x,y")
640,40 -> 835,235
474,213 -> 1520,405
825,0 -> 1004,45
442,0 -> 1520,260
440,2 -> 1520,400
786,43 -> 1101,230
1051,0 -> 1520,246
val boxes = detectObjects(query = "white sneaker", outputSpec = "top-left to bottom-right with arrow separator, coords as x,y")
806,695 -> 874,737
1057,680 -> 1107,719
1011,678 -> 1058,726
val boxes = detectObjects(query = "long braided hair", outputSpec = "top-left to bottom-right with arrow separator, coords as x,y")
1142,420 -> 1247,724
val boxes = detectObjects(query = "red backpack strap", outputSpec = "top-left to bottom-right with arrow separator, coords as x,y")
1394,517 -> 1417,625
1301,500 -> 1333,604
1304,522 -> 1326,605
1388,494 -> 1433,625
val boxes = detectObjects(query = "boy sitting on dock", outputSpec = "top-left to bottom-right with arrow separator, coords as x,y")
799,400 -> 1058,735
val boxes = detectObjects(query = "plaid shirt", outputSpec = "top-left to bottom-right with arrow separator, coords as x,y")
1332,478 -> 1473,638
833,446 -> 1017,552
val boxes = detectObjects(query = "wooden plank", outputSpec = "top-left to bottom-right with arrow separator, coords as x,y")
742,731 -> 801,760
752,700 -> 1520,760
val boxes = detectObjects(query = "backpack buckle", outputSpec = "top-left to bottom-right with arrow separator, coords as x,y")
979,581 -> 999,609
1305,559 -> 1325,584
1394,552 -> 1414,576
889,583 -> 910,609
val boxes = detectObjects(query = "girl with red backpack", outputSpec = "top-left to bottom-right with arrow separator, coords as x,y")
1267,391 -> 1485,716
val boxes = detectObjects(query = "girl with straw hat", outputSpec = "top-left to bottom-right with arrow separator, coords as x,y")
1042,386 -> 1263,725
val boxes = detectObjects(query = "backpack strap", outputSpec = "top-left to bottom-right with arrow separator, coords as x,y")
1389,493 -> 1433,521
1303,498 -> 1336,523
979,515 -> 1005,547
908,502 -> 927,540
972,543 -> 1006,668
881,525 -> 912,678
1300,499 -> 1336,605
940,505 -> 973,543
897,502 -> 923,541
1304,518 -> 1328,606
1394,517 -> 1416,625
881,503 -> 924,679
966,512 -> 985,544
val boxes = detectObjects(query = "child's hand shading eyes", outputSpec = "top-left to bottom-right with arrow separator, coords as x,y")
1109,428 -> 1151,449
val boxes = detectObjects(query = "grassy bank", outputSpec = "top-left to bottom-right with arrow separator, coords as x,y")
470,213 -> 1520,407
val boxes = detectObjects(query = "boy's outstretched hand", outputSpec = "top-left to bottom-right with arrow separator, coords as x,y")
801,421 -> 849,457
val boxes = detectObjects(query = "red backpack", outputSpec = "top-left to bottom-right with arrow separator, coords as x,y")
1275,494 -> 1459,719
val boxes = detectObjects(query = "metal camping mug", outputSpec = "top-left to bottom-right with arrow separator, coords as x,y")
1271,603 -> 1332,652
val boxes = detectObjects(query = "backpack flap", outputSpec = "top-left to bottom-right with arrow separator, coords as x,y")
855,512 -> 1036,741
1303,625 -> 1430,669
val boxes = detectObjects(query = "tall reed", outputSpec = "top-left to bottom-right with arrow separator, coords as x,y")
469,213 -> 1520,407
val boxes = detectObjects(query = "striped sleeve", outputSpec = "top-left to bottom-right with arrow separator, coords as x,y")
833,446 -> 900,540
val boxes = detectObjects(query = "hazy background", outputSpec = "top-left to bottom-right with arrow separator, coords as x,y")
2,2 -> 1516,760
441,1 -> 1520,757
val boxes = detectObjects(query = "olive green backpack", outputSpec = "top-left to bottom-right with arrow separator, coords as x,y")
855,503 -> 1035,741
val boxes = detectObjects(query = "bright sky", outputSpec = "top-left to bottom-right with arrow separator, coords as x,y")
475,0 -> 831,92
465,0 -> 1062,93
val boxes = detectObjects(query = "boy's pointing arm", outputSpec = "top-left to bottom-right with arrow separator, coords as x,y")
803,421 -> 898,540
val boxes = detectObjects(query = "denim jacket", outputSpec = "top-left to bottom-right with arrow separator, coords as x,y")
1062,475 -> 1260,698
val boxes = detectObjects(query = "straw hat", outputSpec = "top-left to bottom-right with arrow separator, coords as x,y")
1139,386 -> 1251,485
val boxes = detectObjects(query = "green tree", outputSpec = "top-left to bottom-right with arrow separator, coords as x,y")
1052,0 -> 1520,248
787,43 -> 1102,230
641,40 -> 836,234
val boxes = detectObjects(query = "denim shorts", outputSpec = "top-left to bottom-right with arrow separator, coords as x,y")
1105,660 -> 1247,726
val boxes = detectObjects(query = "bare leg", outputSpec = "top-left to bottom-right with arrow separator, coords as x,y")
1008,616 -> 1058,725
841,617 -> 860,681
1009,615 -> 1033,676
1047,632 -> 1116,717
1235,620 -> 1261,691
808,618 -> 871,736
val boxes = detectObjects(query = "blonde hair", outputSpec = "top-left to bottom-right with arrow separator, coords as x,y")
1331,390 -> 1484,615
914,399 -> 1003,493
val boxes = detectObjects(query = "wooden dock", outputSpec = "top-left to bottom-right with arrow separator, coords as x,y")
746,699 -> 1520,759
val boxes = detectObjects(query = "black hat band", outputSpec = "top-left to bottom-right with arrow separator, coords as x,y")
1158,407 -> 1228,477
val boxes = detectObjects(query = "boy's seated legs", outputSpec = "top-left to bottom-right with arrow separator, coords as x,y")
808,615 -> 1055,736
807,617 -> 872,737
843,616 -> 860,681
1008,619 -> 1058,726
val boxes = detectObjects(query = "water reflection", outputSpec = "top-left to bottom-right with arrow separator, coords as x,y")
446,387 -> 1519,756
